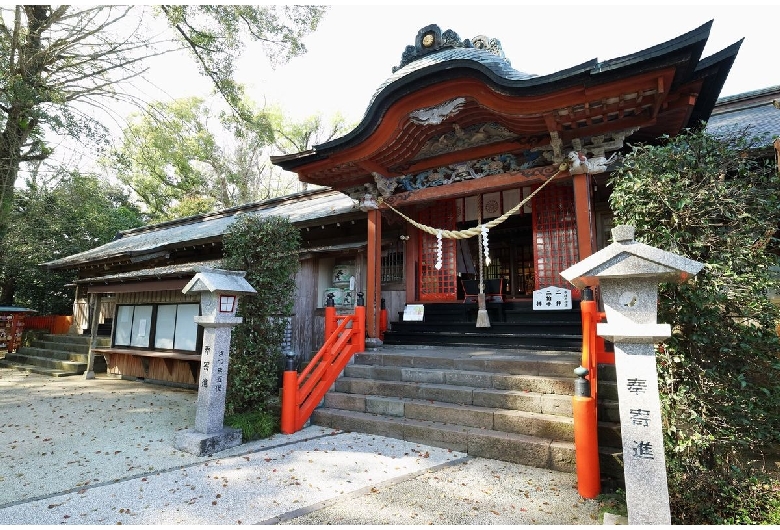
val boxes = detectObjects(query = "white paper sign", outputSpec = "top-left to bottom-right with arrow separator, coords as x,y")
402,304 -> 425,321
532,286 -> 572,310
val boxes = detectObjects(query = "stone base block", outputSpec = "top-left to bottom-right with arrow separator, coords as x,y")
174,427 -> 242,456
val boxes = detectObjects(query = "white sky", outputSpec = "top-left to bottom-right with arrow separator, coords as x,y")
45,3 -> 780,175
230,4 -> 778,123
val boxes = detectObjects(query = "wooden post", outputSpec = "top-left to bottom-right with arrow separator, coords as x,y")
84,292 -> 102,380
366,209 -> 381,338
405,228 -> 418,304
573,173 -> 595,261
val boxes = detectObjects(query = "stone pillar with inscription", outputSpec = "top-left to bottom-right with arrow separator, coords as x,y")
561,225 -> 703,525
174,268 -> 257,456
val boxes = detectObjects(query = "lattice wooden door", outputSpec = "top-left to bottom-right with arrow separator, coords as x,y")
531,183 -> 579,291
418,200 -> 457,301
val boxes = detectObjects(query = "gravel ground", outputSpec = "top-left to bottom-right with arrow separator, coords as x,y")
0,367 -> 602,525
274,457 -> 601,525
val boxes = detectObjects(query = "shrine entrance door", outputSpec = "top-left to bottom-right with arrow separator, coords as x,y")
417,199 -> 457,301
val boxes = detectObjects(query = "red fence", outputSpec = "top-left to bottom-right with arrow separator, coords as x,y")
281,301 -> 366,434
24,315 -> 72,334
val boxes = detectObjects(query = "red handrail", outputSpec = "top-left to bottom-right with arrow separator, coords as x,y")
281,302 -> 366,434
573,288 -> 612,499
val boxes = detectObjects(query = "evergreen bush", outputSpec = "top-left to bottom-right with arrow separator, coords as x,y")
222,214 -> 300,416
608,127 -> 780,523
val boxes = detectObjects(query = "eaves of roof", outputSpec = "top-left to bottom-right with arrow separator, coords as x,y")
273,22 -> 720,173
44,189 -> 358,271
74,260 -> 223,285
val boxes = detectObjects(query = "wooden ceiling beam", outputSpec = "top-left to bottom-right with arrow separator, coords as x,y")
381,164 -> 568,208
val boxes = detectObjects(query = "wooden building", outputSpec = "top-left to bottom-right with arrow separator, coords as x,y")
272,21 -> 741,339
39,21 -> 741,386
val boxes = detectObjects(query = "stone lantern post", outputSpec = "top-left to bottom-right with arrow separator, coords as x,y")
561,225 -> 703,525
174,268 -> 256,456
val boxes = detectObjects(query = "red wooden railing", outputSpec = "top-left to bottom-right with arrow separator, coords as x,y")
572,287 -> 613,499
24,315 -> 72,334
281,297 -> 366,434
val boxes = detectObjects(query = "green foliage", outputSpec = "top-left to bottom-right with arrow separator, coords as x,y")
159,5 -> 327,127
222,215 -> 300,415
0,4 -> 326,267
608,127 -> 780,523
0,170 -> 144,311
108,98 -> 318,222
269,108 -> 353,154
596,489 -> 627,522
224,409 -> 279,441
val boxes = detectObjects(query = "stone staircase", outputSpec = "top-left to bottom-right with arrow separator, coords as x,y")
311,345 -> 623,479
382,301 -> 583,351
0,334 -> 109,377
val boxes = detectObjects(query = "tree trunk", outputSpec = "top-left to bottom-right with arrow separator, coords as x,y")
0,6 -> 51,305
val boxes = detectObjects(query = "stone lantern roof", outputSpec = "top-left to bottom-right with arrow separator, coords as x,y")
560,225 -> 703,289
182,268 -> 256,296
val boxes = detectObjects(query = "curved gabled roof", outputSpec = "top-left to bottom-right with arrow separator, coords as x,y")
272,21 -> 740,193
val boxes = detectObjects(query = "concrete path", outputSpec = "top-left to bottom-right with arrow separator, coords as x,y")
0,367 -> 602,525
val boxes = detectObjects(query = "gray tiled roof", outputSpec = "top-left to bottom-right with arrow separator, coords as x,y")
74,260 -> 224,284
45,190 -> 357,269
707,85 -> 780,144
368,47 -> 536,110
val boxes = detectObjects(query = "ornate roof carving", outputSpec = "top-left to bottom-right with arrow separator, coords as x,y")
393,24 -> 510,73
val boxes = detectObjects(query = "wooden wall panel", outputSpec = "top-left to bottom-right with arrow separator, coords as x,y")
104,353 -> 198,387
116,292 -> 200,305
293,258 -> 317,361
383,289 -> 407,324
73,299 -> 89,332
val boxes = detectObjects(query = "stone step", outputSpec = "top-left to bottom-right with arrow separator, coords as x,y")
38,334 -> 110,347
15,347 -> 90,362
598,380 -> 618,401
382,331 -> 581,351
353,351 -> 580,378
323,389 -> 621,445
311,407 -> 623,479
0,360 -> 83,378
29,340 -> 91,354
311,408 -> 577,473
2,353 -> 87,373
332,377 -> 574,417
323,392 -> 575,439
343,364 -> 576,395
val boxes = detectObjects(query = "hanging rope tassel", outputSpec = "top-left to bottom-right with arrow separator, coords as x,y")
476,203 -> 490,328
375,162 -> 569,328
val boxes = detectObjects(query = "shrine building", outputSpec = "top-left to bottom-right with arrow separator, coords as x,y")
272,21 -> 741,340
